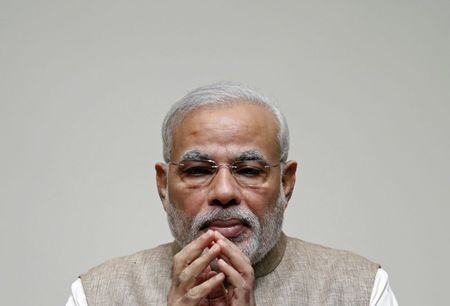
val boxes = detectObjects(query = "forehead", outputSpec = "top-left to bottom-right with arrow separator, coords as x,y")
171,103 -> 279,161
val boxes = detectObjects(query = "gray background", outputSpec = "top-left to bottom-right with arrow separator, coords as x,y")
1,1 -> 449,305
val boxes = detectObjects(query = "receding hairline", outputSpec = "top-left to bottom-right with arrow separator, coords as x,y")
169,100 -> 281,157
173,98 -> 279,125
162,82 -> 290,163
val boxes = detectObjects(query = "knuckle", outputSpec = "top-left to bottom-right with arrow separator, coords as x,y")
240,265 -> 254,279
180,295 -> 193,304
172,254 -> 190,272
176,271 -> 189,286
246,267 -> 255,278
200,232 -> 209,241
242,258 -> 252,267
185,287 -> 201,301
235,280 -> 254,296
173,252 -> 183,263
172,264 -> 181,275
175,275 -> 182,287
238,271 -> 255,291
241,281 -> 253,291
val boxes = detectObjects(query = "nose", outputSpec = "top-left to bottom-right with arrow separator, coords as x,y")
207,166 -> 241,207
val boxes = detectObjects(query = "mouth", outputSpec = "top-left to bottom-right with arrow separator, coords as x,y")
202,218 -> 247,238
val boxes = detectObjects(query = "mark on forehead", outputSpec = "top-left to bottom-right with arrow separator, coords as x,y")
179,149 -> 266,162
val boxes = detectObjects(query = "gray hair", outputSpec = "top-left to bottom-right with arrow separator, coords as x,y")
162,82 -> 290,163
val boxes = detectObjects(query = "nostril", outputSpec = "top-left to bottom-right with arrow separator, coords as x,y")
211,199 -> 239,207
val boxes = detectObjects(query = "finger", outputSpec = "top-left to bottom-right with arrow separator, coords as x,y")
177,243 -> 221,290
196,272 -> 212,306
194,267 -> 211,286
214,231 -> 248,262
214,232 -> 253,276
173,230 -> 216,274
217,258 -> 250,290
218,259 -> 256,305
208,296 -> 228,306
199,299 -> 209,306
181,272 -> 225,305
206,271 -> 227,300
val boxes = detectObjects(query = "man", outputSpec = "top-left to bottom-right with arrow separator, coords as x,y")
66,82 -> 398,305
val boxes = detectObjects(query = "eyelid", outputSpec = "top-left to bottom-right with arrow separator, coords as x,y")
179,160 -> 215,167
233,160 -> 267,165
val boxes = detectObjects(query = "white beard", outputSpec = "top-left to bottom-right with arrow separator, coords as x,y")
165,188 -> 286,265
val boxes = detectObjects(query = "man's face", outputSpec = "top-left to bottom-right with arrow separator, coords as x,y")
156,102 -> 296,263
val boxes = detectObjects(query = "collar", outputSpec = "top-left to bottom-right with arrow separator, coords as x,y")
253,232 -> 287,278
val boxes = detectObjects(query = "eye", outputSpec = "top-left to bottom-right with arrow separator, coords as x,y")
179,161 -> 215,177
234,164 -> 265,177
184,166 -> 214,176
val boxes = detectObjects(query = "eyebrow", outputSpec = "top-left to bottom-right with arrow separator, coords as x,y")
179,150 -> 211,161
236,150 -> 265,161
178,149 -> 266,162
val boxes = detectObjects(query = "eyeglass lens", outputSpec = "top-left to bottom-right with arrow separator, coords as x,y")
177,160 -> 272,187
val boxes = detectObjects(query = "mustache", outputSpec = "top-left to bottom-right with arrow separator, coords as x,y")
191,207 -> 258,231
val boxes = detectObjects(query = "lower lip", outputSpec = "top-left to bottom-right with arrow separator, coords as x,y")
208,224 -> 244,238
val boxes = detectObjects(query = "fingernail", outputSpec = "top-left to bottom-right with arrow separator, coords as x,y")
218,258 -> 226,265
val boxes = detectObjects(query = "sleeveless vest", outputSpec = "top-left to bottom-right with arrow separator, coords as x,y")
81,233 -> 379,305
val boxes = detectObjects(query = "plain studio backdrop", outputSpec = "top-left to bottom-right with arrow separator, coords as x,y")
1,1 -> 449,305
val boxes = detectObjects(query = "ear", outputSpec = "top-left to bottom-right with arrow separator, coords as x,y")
281,160 -> 297,206
155,162 -> 169,210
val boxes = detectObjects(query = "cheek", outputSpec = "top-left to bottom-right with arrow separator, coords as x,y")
168,184 -> 207,217
242,186 -> 280,218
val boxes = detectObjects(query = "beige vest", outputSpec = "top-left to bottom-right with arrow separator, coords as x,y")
81,234 -> 379,305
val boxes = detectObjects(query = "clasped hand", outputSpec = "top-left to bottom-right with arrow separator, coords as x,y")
167,230 -> 256,306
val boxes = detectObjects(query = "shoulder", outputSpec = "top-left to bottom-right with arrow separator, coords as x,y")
79,243 -> 176,304
259,236 -> 384,304
80,242 -> 174,284
284,236 -> 380,274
